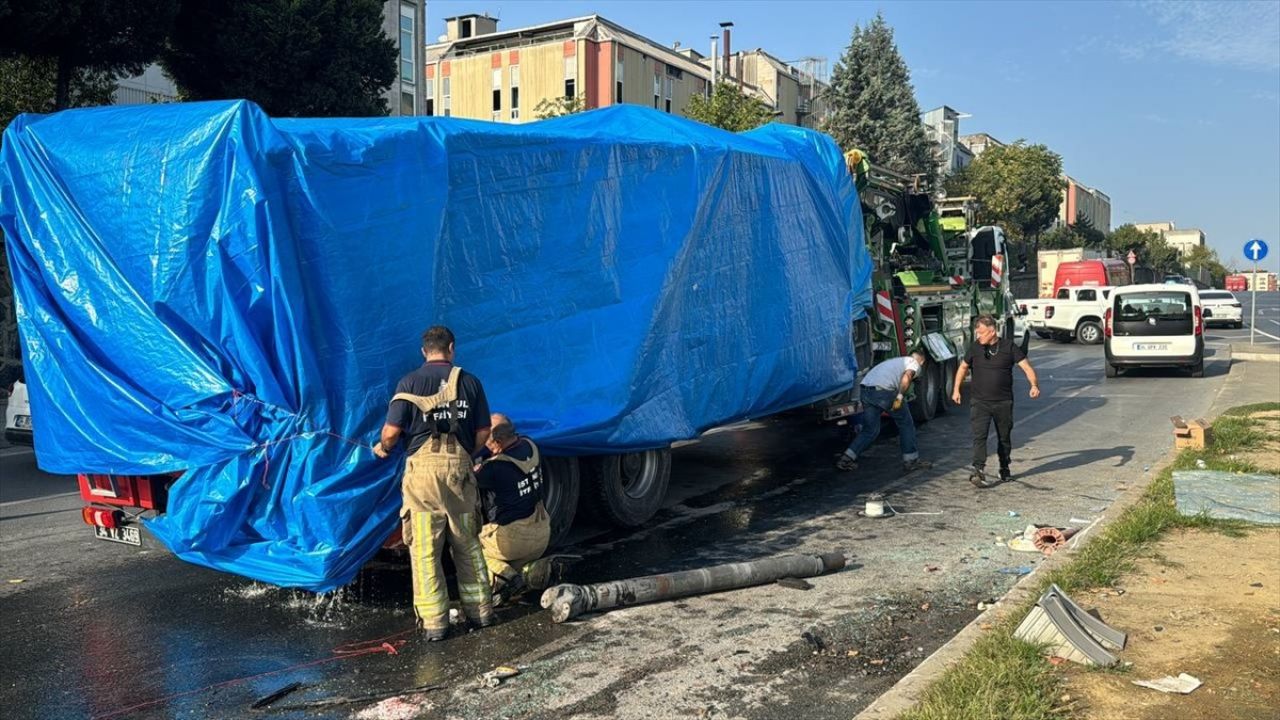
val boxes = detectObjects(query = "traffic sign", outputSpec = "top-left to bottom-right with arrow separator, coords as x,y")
1244,238 -> 1268,262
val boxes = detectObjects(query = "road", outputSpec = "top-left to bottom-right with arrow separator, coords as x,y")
1226,289 -> 1280,347
0,313 -> 1273,720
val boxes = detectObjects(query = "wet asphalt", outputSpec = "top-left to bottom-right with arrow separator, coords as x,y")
1,306 -> 1273,719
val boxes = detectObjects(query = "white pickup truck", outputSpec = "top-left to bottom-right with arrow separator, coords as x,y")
1018,286 -> 1114,345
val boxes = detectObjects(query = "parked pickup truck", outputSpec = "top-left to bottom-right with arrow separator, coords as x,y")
1018,286 -> 1114,345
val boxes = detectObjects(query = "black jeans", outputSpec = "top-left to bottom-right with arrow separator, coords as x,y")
971,399 -> 1014,471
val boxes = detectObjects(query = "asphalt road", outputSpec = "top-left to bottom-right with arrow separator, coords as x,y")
1227,289 -> 1280,347
0,312 -> 1274,720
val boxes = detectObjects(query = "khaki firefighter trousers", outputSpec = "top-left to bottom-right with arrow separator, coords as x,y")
479,502 -> 551,586
401,440 -> 494,632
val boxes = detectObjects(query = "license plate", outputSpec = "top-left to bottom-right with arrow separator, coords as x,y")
95,525 -> 141,546
1135,343 -> 1168,351
14,415 -> 31,429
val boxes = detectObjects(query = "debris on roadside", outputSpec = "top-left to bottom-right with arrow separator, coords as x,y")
1132,673 -> 1202,694
1173,470 -> 1280,525
480,666 -> 522,688
1171,416 -> 1214,450
801,631 -> 826,653
997,566 -> 1033,576
776,577 -> 813,591
1014,584 -> 1126,666
251,681 -> 302,709
1003,524 -> 1081,555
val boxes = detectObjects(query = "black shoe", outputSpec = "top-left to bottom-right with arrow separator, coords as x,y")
902,459 -> 933,473
999,468 -> 1013,483
469,614 -> 497,631
836,455 -> 858,472
422,626 -> 451,642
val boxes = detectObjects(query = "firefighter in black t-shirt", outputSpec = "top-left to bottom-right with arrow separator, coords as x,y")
373,326 -> 495,640
951,314 -> 1041,488
474,414 -> 551,605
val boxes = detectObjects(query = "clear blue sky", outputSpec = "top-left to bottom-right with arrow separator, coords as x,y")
427,0 -> 1280,272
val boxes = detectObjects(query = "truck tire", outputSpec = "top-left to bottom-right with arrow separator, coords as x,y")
937,359 -> 957,415
581,449 -> 671,528
910,361 -> 940,423
1076,320 -> 1103,345
540,455 -> 581,547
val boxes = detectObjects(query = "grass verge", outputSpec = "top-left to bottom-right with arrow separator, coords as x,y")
897,402 -> 1280,720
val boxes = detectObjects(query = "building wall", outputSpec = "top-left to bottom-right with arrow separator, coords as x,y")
1134,222 -> 1175,236
1059,177 -> 1112,232
113,64 -> 178,105
1240,271 -> 1278,291
383,0 -> 426,116
1164,229 -> 1205,256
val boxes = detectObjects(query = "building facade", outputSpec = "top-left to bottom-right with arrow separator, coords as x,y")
1238,270 -> 1278,292
1058,175 -> 1112,232
710,49 -> 828,128
1133,221 -> 1175,237
383,0 -> 427,116
113,64 -> 178,105
1164,228 -> 1206,256
921,106 -> 973,177
958,132 -> 1004,157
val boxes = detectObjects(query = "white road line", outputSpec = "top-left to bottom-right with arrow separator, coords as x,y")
1247,326 -> 1280,342
0,491 -> 80,508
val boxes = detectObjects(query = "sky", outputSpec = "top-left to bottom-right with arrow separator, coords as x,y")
425,0 -> 1280,272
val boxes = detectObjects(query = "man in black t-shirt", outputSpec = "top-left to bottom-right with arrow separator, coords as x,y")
474,414 -> 551,605
374,326 -> 495,639
951,315 -> 1041,488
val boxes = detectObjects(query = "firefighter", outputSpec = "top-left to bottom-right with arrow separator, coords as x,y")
374,326 -> 494,640
473,413 -> 551,605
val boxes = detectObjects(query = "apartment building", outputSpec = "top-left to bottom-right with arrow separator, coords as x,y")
383,0 -> 428,116
921,106 -> 973,176
1134,222 -> 1205,256
1059,175 -> 1112,232
710,48 -> 828,128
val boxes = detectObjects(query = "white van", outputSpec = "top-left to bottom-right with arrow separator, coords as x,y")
1104,284 -> 1204,378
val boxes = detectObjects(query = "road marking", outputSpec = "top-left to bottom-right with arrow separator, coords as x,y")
1247,326 -> 1280,342
0,446 -> 35,458
0,491 -> 80,508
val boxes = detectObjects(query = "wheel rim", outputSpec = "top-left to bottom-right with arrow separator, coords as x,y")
619,450 -> 659,501
1081,325 -> 1099,343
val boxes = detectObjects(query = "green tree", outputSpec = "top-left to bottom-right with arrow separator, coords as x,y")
1069,212 -> 1106,249
1182,244 -> 1228,286
683,81 -> 773,132
161,0 -> 394,117
533,94 -> 586,120
822,13 -> 935,183
1,55 -> 117,131
1106,224 -> 1180,274
0,0 -> 178,110
1037,224 -> 1076,251
961,141 -> 1064,248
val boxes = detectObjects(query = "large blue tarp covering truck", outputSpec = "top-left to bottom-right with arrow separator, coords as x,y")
0,101 -> 872,590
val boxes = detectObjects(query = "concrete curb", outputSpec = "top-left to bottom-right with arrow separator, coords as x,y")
853,349 -> 1240,720
1232,352 -> 1280,363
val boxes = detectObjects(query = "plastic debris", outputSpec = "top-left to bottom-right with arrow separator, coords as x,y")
1008,510 -> 1020,517
1195,459 -> 1207,469
998,566 -> 1034,576
1132,673 -> 1202,694
481,666 -> 521,688
251,682 -> 302,709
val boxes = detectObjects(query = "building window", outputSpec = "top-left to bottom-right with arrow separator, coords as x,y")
401,91 -> 415,115
615,57 -> 624,104
399,6 -> 415,84
564,56 -> 577,100
492,68 -> 501,114
653,72 -> 660,109
460,18 -> 473,38
442,76 -> 451,117
426,98 -> 434,116
664,76 -> 672,113
425,73 -> 434,116
510,65 -> 520,120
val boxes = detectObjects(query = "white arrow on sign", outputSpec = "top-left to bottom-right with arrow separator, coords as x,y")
1248,240 -> 1263,260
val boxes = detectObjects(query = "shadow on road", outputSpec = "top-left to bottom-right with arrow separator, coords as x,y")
1016,445 -> 1135,480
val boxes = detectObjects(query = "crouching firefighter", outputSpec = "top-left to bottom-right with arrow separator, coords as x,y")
474,414 -> 552,605
374,326 -> 495,640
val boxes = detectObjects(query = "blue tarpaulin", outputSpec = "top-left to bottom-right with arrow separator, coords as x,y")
0,101 -> 870,589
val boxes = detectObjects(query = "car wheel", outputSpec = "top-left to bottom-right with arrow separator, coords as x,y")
1076,321 -> 1103,345
581,449 -> 671,528
540,455 -> 581,547
1190,360 -> 1205,378
1104,363 -> 1118,378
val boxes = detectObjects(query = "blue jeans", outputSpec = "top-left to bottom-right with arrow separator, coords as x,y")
844,386 -> 919,462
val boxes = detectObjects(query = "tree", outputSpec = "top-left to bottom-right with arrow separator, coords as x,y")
1182,244 -> 1228,286
533,94 -> 586,120
0,0 -> 178,110
1106,224 -> 1179,274
959,141 -> 1064,248
161,0 -> 395,117
684,81 -> 773,132
822,13 -> 936,183
1,55 -> 117,131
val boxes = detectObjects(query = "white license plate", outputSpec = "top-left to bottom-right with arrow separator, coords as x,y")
14,415 -> 31,429
95,525 -> 141,546
1134,343 -> 1169,351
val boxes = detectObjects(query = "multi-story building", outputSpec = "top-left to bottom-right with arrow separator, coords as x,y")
1133,221 -> 1175,237
1165,228 -> 1206,256
383,0 -> 427,116
921,106 -> 973,177
1238,270 -> 1278,292
112,64 -> 178,105
710,48 -> 828,128
958,132 -> 1004,157
1058,175 -> 1112,232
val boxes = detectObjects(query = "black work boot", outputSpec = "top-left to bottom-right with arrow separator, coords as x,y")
999,468 -> 1013,484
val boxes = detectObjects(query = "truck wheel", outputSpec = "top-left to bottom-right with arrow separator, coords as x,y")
1104,363 -> 1118,378
1076,320 -> 1103,345
910,361 -> 940,423
581,449 -> 671,528
937,359 -> 957,415
540,456 -> 581,547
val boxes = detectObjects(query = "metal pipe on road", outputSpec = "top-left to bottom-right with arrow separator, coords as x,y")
541,552 -> 846,623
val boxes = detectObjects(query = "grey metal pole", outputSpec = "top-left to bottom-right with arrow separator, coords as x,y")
540,552 -> 846,623
1251,261 -> 1258,345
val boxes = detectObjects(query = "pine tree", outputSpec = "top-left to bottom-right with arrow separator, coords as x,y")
823,13 -> 936,183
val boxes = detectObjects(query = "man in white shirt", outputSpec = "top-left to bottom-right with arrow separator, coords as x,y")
836,350 -> 932,474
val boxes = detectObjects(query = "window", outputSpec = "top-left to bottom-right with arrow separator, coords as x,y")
401,91 -> 415,115
492,68 -> 501,114
510,65 -> 520,120
1078,289 -> 1097,302
664,76 -> 672,113
653,72 -> 660,108
442,76 -> 451,116
460,18 -> 472,38
615,57 -> 624,103
1056,288 -> 1070,299
399,6 -> 415,84
564,56 -> 576,100
426,98 -> 434,116
425,73 -> 434,116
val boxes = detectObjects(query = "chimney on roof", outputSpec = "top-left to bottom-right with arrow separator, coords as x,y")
710,35 -> 718,85
720,21 -> 733,80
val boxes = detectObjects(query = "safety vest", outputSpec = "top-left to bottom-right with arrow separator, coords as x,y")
481,437 -> 543,500
391,365 -> 465,454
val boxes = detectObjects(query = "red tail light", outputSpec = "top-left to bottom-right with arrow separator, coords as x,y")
1045,306 -> 1055,319
1104,308 -> 1113,338
1194,305 -> 1203,335
81,507 -> 122,529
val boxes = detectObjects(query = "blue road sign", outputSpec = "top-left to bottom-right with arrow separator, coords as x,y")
1244,238 -> 1269,263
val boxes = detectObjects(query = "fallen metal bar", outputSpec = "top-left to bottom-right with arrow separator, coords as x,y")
540,552 -> 846,623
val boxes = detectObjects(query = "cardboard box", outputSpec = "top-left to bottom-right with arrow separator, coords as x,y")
1170,416 -> 1214,450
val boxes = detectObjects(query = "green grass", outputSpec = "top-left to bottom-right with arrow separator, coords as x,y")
898,402 -> 1280,720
